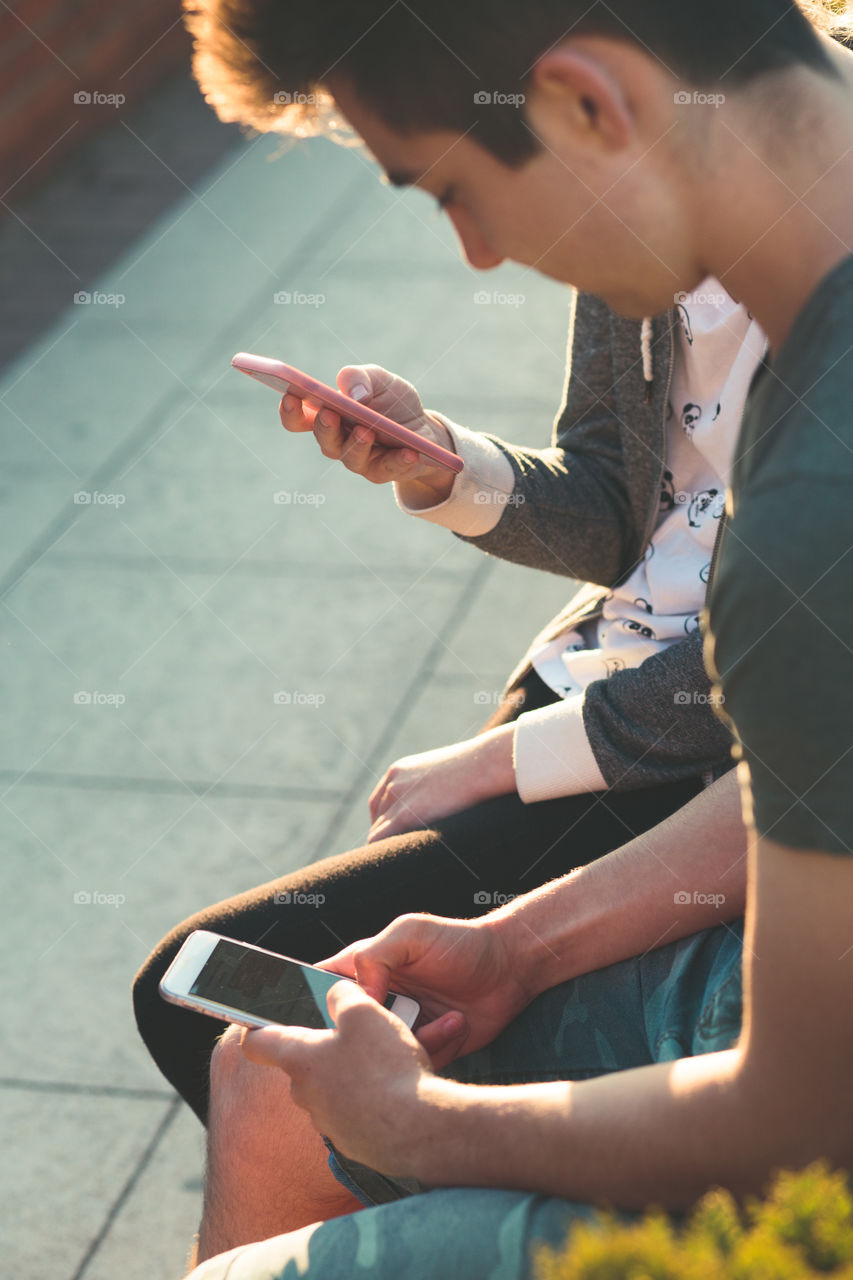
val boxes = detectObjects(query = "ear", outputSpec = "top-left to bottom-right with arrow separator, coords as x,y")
526,46 -> 632,152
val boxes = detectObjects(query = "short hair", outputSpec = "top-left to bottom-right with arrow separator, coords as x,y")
183,0 -> 851,164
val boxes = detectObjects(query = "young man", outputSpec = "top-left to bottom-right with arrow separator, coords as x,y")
176,1 -> 853,1275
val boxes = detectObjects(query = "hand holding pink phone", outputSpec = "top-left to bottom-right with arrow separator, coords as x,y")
232,354 -> 463,481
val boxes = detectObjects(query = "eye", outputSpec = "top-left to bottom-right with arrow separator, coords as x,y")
434,185 -> 457,213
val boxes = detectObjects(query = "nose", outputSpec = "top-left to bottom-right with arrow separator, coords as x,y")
446,206 -> 505,271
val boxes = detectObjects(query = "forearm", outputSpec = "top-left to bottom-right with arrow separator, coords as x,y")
488,768 -> 746,989
396,426 -> 632,584
414,1045 -> 771,1209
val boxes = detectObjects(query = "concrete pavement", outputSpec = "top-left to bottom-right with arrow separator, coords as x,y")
1,90 -> 576,1279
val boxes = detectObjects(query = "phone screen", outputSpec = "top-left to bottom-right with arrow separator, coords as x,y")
189,938 -> 386,1029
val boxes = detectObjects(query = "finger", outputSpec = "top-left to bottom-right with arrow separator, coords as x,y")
338,425 -> 376,474
317,942 -> 391,1002
313,949 -> 393,1005
279,394 -> 315,433
369,800 -> 421,843
367,773 -> 389,823
337,365 -> 422,422
415,1011 -> 469,1068
241,1024 -> 329,1071
366,815 -> 396,845
314,961 -> 356,985
314,944 -> 359,980
362,446 -> 421,484
352,951 -> 393,1004
312,407 -> 351,457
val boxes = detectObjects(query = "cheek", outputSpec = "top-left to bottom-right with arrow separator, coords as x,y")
501,169 -> 601,270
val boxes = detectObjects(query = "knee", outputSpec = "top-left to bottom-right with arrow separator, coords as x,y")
132,938 -> 176,1047
208,1025 -> 294,1168
209,1023 -> 247,1098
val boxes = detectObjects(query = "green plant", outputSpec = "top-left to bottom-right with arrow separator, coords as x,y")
534,1163 -> 853,1280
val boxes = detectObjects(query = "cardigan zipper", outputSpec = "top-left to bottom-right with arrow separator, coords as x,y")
638,314 -> 675,554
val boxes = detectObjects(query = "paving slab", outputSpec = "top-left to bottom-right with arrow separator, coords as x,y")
1,561 -> 462,790
0,785 -> 342,1089
81,1101 -> 205,1280
0,136 -> 373,590
0,70 -> 243,370
215,257 -> 572,410
0,1088 -> 179,1279
330,559 -> 578,857
433,557 -> 578,682
48,403 -> 473,574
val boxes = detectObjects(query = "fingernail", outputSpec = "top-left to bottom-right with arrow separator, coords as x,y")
350,383 -> 369,402
354,428 -> 370,444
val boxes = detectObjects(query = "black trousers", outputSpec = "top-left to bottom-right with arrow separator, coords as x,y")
132,671 -> 703,1122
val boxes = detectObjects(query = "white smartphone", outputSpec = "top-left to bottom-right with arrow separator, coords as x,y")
160,930 -> 420,1031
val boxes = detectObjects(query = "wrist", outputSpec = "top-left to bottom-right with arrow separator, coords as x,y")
481,872 -> 586,998
469,724 -> 517,799
395,412 -> 457,508
408,1075 -> 477,1185
396,466 -> 456,508
410,1075 -> 548,1191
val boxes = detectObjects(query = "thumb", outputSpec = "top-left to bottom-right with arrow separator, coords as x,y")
315,944 -> 389,1002
325,976 -> 377,1021
337,365 -> 424,425
337,366 -> 373,404
241,1023 -> 326,1070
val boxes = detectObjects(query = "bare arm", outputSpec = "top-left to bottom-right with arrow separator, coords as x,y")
496,763 -> 746,984
408,835 -> 853,1206
335,769 -> 748,1062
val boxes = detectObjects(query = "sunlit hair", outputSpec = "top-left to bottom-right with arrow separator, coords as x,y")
802,0 -> 853,39
183,0 -> 853,163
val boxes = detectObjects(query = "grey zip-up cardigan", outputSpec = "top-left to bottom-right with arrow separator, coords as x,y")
460,289 -> 734,791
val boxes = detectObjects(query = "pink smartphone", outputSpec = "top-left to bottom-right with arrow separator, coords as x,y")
232,353 -> 463,475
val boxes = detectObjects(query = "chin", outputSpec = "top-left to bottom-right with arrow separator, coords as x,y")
537,262 -> 667,318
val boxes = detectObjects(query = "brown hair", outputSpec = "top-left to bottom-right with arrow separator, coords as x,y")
184,0 -> 852,164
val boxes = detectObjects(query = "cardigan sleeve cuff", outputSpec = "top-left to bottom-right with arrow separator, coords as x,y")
513,694 -> 607,803
393,413 -> 516,537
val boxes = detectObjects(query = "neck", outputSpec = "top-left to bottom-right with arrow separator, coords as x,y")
695,36 -> 853,354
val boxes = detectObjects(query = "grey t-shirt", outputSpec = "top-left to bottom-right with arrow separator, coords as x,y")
705,253 -> 853,854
